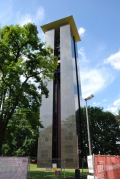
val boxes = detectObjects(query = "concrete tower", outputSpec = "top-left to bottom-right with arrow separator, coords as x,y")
37,16 -> 83,168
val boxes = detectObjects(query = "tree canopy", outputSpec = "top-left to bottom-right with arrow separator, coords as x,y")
115,110 -> 120,143
116,110 -> 120,125
2,108 -> 39,156
0,23 -> 58,155
82,106 -> 120,157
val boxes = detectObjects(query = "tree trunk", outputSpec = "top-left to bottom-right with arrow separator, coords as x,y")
0,125 -> 5,155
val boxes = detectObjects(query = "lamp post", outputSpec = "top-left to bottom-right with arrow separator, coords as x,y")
84,94 -> 94,155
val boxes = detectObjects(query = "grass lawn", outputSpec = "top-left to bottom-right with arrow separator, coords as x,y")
29,164 -> 89,179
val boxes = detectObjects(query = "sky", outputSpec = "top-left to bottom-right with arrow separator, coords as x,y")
0,0 -> 120,114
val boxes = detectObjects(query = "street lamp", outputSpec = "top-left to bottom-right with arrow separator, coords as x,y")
84,94 -> 94,155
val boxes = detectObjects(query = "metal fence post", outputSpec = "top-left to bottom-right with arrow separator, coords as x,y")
75,169 -> 80,179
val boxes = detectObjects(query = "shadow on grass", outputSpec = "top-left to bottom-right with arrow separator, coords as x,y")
30,171 -> 56,178
30,171 -> 88,179
29,164 -> 88,179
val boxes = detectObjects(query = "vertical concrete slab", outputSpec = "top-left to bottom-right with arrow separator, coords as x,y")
37,29 -> 55,167
60,24 -> 79,168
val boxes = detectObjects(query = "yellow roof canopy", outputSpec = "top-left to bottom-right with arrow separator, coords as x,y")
41,15 -> 81,42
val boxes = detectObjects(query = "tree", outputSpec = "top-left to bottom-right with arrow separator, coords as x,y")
82,106 -> 120,157
0,23 -> 58,155
116,110 -> 120,125
2,108 -> 39,156
115,110 -> 120,144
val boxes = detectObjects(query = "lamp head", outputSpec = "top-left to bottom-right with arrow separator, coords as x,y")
84,94 -> 94,101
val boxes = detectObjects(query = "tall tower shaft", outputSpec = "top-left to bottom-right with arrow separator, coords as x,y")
37,16 -> 83,168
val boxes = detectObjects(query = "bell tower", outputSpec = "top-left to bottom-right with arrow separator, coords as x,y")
37,16 -> 83,168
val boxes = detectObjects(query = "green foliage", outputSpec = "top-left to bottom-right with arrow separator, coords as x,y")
2,108 -> 40,156
0,23 -> 58,155
115,110 -> 120,143
82,106 -> 120,156
116,110 -> 120,125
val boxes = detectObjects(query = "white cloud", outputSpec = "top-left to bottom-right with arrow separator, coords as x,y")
81,68 -> 113,99
20,75 -> 26,83
78,27 -> 86,36
102,99 -> 107,102
104,50 -> 120,70
18,6 -> 45,26
34,7 -> 45,23
104,98 -> 120,114
113,98 -> 120,106
79,48 -> 120,114
105,106 -> 118,114
19,14 -> 32,26
93,99 -> 107,106
78,47 -> 88,62
93,101 -> 100,106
